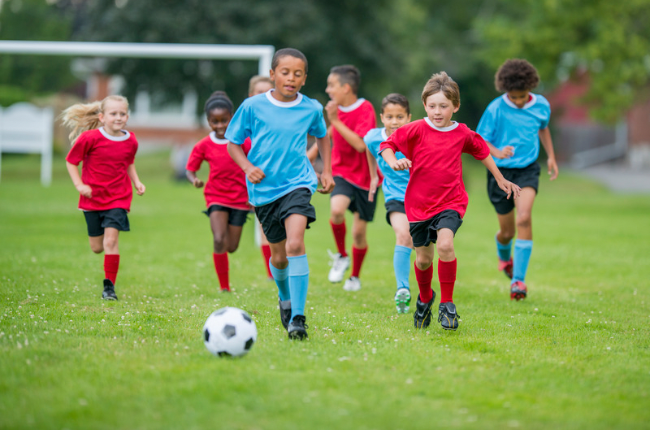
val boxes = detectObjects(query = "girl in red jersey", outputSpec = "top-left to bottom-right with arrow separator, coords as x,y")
63,95 -> 146,301
186,91 -> 250,292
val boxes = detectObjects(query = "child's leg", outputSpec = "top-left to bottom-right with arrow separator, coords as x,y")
89,236 -> 104,254
414,244 -> 435,302
226,224 -> 244,253
390,212 -> 412,290
268,240 -> 290,300
210,211 -> 231,291
330,194 -> 351,256
284,214 -> 309,322
496,210 -> 516,260
350,212 -> 368,278
103,228 -> 120,284
259,224 -> 273,278
512,188 -> 536,283
436,228 -> 457,303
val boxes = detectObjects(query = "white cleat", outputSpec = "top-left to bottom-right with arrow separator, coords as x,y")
343,276 -> 361,292
327,250 -> 350,283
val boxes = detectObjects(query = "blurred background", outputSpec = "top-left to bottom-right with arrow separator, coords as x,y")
1,0 -> 649,186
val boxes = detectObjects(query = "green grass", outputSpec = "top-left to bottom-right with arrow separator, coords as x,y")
1,152 -> 649,430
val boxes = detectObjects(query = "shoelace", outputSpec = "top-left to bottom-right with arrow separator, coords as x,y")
293,316 -> 309,329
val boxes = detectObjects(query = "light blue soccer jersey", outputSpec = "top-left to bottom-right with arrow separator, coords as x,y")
365,127 -> 409,203
225,90 -> 327,206
476,93 -> 551,168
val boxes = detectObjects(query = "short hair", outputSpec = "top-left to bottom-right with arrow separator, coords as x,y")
495,59 -> 540,92
204,91 -> 233,115
271,48 -> 308,74
248,75 -> 273,95
330,65 -> 361,95
421,71 -> 460,107
381,93 -> 410,115
61,95 -> 129,144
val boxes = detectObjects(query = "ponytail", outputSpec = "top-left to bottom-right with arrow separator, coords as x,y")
61,95 -> 129,144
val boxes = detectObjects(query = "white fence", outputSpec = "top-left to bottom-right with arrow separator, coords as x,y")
0,103 -> 53,186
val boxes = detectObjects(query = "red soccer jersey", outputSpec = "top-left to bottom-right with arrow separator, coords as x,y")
380,119 -> 490,222
186,133 -> 250,210
331,98 -> 380,190
66,127 -> 138,212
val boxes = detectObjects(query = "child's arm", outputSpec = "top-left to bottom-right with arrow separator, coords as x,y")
480,155 -> 521,200
227,143 -> 265,184
185,170 -> 204,188
539,127 -> 559,180
316,135 -> 335,193
127,164 -> 146,196
366,149 -> 379,202
66,161 -> 92,198
486,141 -> 514,159
306,142 -> 320,162
380,149 -> 412,171
325,101 -> 366,153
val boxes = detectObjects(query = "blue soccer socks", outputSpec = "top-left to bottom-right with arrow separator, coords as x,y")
393,245 -> 412,290
270,260 -> 290,301
512,239 -> 533,284
496,235 -> 513,262
287,254 -> 309,323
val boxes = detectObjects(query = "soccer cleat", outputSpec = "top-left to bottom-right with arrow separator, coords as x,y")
413,291 -> 435,329
394,288 -> 411,314
438,302 -> 459,330
327,250 -> 350,283
510,281 -> 527,301
102,279 -> 118,301
287,315 -> 309,340
498,258 -> 514,279
278,299 -> 292,330
343,276 -> 361,292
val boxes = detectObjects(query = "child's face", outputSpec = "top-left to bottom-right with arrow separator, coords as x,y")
506,89 -> 531,108
207,108 -> 232,138
269,56 -> 307,101
250,81 -> 273,97
423,91 -> 459,128
99,100 -> 129,135
380,103 -> 411,137
325,73 -> 349,105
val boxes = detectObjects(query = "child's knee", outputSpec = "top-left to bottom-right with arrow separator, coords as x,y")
436,238 -> 455,258
516,213 -> 532,230
212,235 -> 228,253
285,237 -> 305,256
103,237 -> 118,252
415,255 -> 432,270
90,244 -> 104,254
330,211 -> 345,224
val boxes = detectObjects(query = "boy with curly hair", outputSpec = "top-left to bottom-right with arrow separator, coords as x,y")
476,59 -> 559,300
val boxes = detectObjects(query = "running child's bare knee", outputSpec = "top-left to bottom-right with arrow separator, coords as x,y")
436,240 -> 455,259
415,256 -> 432,270
285,237 -> 305,256
516,213 -> 532,230
90,244 -> 104,254
212,235 -> 228,254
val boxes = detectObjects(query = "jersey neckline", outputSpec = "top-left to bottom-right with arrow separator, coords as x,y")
338,98 -> 366,113
209,132 -> 229,144
99,127 -> 130,141
502,93 -> 538,110
424,118 -> 459,132
265,89 -> 303,108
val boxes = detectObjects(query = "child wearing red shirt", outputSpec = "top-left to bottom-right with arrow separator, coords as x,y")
380,72 -> 520,331
63,95 -> 146,301
186,91 -> 250,292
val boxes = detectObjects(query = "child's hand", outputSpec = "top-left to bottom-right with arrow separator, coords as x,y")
245,165 -> 265,184
494,146 -> 514,159
76,183 -> 92,198
192,177 -> 204,188
317,171 -> 335,194
390,158 -> 412,171
135,182 -> 146,196
368,175 -> 379,202
325,101 -> 340,123
547,157 -> 559,181
498,179 -> 521,200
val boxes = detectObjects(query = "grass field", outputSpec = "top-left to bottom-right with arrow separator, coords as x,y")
1,151 -> 649,430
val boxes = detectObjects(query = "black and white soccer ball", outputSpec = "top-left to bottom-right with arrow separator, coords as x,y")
203,307 -> 257,357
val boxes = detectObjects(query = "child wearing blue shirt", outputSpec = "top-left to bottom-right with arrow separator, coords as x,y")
476,59 -> 559,301
226,48 -> 334,339
365,93 -> 413,314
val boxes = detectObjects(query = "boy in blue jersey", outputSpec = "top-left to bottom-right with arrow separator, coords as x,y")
226,48 -> 334,339
365,93 -> 413,313
476,59 -> 559,300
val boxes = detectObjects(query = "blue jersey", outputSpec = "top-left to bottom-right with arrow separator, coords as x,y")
476,93 -> 551,168
225,90 -> 327,206
365,127 -> 409,203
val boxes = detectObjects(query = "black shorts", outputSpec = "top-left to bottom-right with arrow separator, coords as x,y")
331,176 -> 377,222
254,188 -> 316,244
488,162 -> 540,214
409,210 -> 463,248
203,205 -> 249,227
84,208 -> 130,237
384,199 -> 405,226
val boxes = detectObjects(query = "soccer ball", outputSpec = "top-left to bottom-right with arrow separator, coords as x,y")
203,307 -> 257,357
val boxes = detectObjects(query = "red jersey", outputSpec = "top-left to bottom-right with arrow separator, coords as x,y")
66,127 -> 138,212
380,119 -> 490,222
186,133 -> 250,210
331,98 -> 379,190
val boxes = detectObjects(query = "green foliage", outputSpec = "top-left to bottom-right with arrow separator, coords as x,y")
0,0 -> 80,106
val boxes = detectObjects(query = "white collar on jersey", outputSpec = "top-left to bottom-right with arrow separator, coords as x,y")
265,89 -> 303,108
502,93 -> 538,110
381,127 -> 388,141
99,127 -> 130,141
338,98 -> 365,113
209,132 -> 229,144
424,118 -> 459,132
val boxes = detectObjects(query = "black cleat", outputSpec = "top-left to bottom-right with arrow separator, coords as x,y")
287,315 -> 308,340
279,299 -> 292,330
438,302 -> 459,331
102,279 -> 118,301
413,291 -> 435,329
